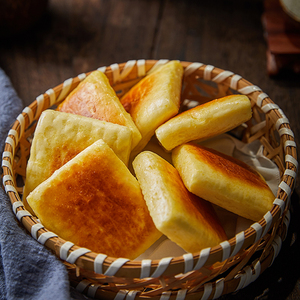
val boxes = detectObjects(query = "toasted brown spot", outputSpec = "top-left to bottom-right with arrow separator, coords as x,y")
187,143 -> 269,189
46,152 -> 156,257
57,82 -> 125,125
50,145 -> 80,176
121,76 -> 154,115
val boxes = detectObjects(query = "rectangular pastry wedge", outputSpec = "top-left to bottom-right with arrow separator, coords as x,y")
156,94 -> 252,151
27,139 -> 162,260
121,60 -> 183,155
57,70 -> 142,149
133,151 -> 227,253
172,143 -> 275,221
23,110 -> 132,214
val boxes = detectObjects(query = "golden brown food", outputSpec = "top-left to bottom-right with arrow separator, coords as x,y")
172,143 -> 275,221
133,151 -> 227,253
120,60 -> 183,154
156,94 -> 252,151
27,139 -> 162,259
23,110 -> 132,214
57,70 -> 141,149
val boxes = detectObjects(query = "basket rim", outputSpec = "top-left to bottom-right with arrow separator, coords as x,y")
1,59 -> 298,280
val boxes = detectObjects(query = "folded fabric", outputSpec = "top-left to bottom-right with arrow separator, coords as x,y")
0,68 -> 71,300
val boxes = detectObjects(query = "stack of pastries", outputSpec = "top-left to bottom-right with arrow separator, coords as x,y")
24,61 -> 275,260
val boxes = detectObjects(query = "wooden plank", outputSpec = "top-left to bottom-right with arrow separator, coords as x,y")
0,0 -> 161,106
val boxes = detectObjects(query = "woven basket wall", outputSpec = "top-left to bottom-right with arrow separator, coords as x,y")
2,60 -> 298,300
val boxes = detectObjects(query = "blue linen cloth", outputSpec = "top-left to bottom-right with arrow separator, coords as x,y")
0,68 -> 71,300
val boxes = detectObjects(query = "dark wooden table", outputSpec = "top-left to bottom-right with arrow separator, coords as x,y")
1,0 -> 299,299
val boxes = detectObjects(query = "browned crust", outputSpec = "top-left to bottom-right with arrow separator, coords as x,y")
186,142 -> 270,190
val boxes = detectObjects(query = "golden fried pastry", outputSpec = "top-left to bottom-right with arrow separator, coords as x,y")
57,70 -> 141,149
133,151 -> 227,253
156,94 -> 252,151
23,110 -> 132,213
27,139 -> 162,259
120,60 -> 183,154
172,143 -> 275,221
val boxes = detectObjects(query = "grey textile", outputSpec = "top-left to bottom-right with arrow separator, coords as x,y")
0,68 -> 71,300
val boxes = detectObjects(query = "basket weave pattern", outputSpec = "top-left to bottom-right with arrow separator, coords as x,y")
1,60 -> 298,300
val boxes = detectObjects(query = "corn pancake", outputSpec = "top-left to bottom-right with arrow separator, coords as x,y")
57,70 -> 141,149
133,151 -> 227,253
156,94 -> 252,151
27,139 -> 162,259
121,60 -> 183,154
172,143 -> 275,221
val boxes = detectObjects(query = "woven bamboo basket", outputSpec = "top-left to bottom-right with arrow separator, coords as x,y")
2,59 -> 298,300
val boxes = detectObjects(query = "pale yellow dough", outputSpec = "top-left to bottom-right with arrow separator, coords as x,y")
156,94 -> 252,151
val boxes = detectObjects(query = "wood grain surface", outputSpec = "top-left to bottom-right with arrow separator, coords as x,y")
0,0 -> 299,299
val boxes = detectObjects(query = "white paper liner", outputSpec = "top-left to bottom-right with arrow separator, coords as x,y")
135,133 -> 281,260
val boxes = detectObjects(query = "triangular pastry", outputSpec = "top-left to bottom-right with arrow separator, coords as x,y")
172,143 -> 275,221
57,70 -> 142,149
133,151 -> 227,253
23,110 -> 132,213
156,94 -> 252,151
121,60 -> 183,154
27,139 -> 162,259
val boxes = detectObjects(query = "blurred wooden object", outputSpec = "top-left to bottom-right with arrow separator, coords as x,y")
262,0 -> 300,75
